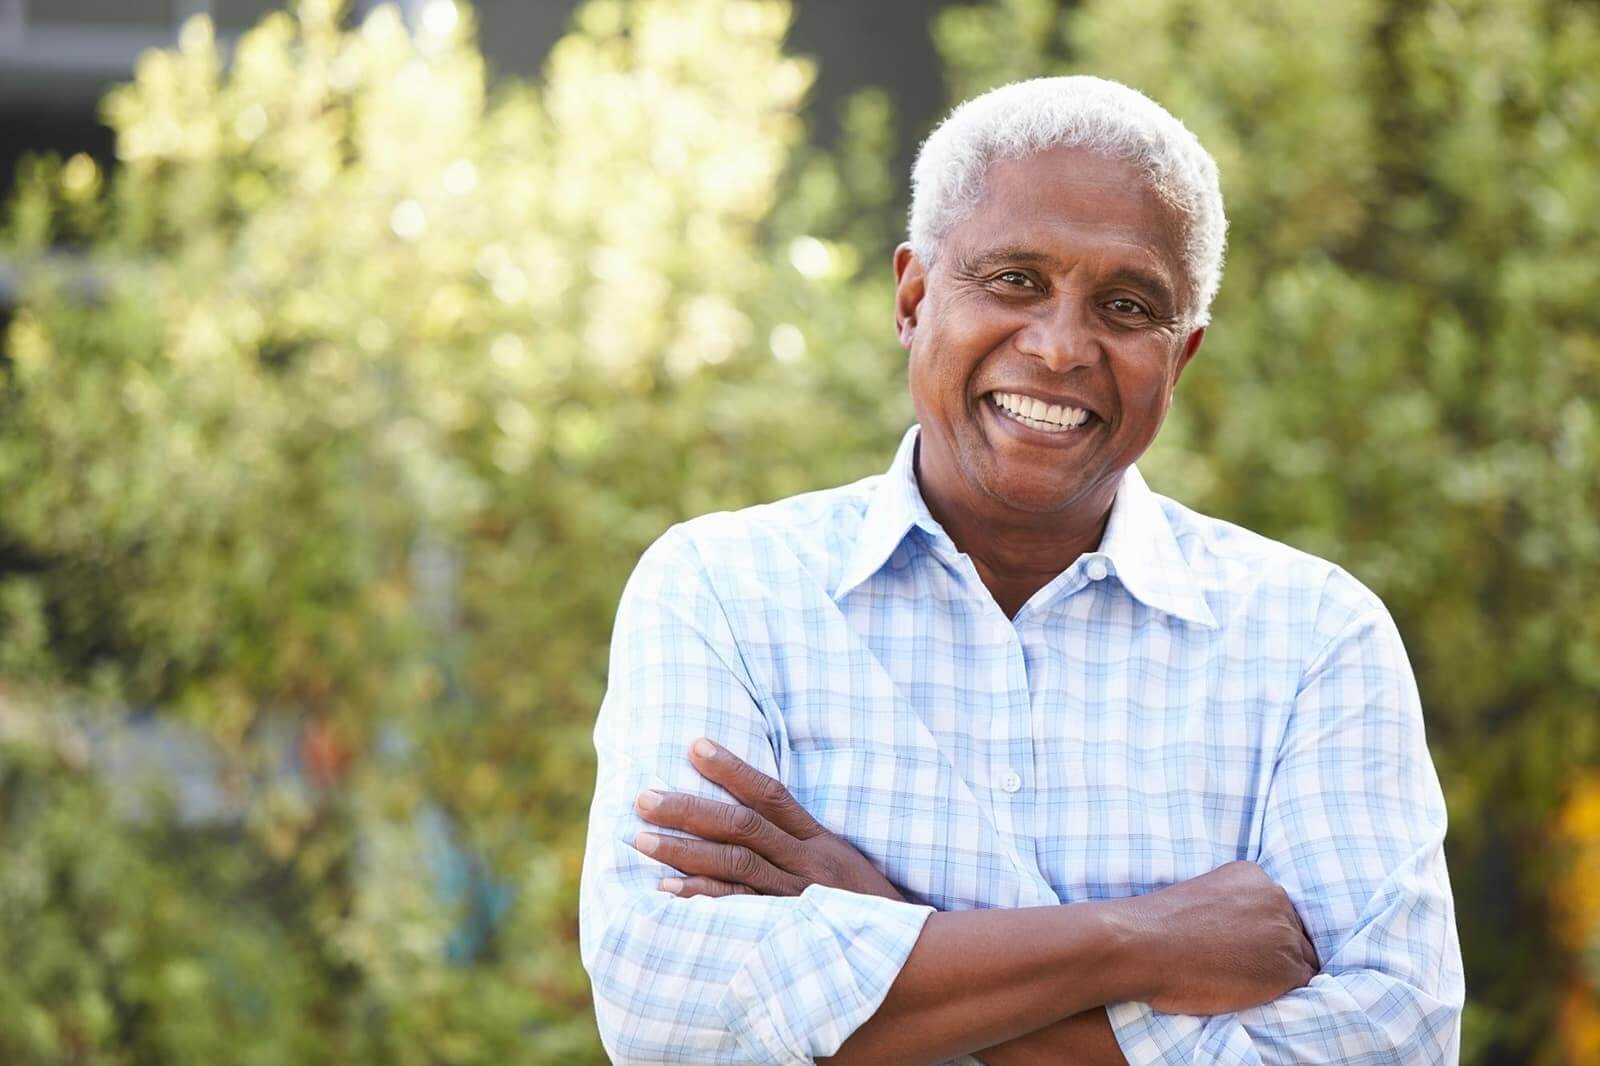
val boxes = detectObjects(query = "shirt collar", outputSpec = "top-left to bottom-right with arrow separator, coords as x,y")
833,425 -> 938,600
1096,463 -> 1219,629
835,425 -> 1219,629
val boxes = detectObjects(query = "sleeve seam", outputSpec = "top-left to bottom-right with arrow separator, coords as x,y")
673,525 -> 786,747
1294,567 -> 1387,697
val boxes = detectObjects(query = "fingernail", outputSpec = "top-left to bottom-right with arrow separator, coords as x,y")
692,738 -> 717,758
636,789 -> 662,811
634,832 -> 659,853
659,877 -> 683,893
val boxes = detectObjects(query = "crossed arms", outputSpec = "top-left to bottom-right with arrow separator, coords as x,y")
617,737 -> 1322,1065
578,530 -> 1465,1064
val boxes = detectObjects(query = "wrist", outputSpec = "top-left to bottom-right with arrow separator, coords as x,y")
1087,897 -> 1160,1005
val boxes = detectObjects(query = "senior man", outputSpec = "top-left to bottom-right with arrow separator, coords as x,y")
579,76 -> 1464,1064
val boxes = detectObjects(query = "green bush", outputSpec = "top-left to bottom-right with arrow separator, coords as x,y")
1,1 -> 903,1060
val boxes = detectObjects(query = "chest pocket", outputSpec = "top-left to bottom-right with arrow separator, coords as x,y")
785,746 -> 1027,913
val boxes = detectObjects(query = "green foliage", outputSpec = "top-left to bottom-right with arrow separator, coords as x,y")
934,0 -> 1600,1060
0,710 -> 339,1065
0,0 -> 904,1060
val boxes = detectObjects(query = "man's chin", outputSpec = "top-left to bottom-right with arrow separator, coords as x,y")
976,470 -> 1092,516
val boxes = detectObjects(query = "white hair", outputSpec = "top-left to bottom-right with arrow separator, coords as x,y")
908,76 -> 1227,326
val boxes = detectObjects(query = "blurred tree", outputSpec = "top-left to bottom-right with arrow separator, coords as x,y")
932,0 -> 1600,1062
0,0 -> 904,1060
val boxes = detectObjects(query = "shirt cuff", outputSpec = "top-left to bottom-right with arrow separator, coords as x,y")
1107,1000 -> 1259,1064
716,883 -> 935,1064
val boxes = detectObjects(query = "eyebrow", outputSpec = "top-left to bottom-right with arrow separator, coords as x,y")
1103,266 -> 1179,309
954,246 -> 1060,275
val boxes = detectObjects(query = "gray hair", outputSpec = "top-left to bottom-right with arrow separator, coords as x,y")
908,76 -> 1227,326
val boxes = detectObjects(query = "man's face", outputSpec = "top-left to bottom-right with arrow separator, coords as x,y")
896,145 -> 1206,518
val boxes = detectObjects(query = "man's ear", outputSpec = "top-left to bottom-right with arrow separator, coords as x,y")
1173,325 -> 1206,385
893,243 -> 926,349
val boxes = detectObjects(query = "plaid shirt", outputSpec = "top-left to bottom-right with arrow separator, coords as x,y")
580,426 -> 1464,1064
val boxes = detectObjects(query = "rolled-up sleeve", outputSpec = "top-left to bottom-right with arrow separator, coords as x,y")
1107,590 -> 1464,1064
579,526 -> 934,1065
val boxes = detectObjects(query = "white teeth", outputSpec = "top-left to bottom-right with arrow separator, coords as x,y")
989,391 -> 1091,432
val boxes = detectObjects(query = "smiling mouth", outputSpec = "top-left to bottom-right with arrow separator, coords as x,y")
987,391 -> 1097,434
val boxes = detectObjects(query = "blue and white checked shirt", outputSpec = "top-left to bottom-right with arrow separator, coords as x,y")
580,426 -> 1464,1064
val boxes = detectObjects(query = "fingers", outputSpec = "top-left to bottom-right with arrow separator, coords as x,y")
635,789 -> 803,870
1300,930 -> 1321,974
1288,898 -> 1321,972
661,876 -> 755,899
687,738 -> 825,839
631,829 -> 808,896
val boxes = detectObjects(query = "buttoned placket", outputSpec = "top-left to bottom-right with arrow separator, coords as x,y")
921,531 -> 1066,908
1006,554 -> 1121,907
993,611 -> 1057,907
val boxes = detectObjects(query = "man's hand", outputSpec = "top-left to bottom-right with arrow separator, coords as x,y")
631,737 -> 906,902
1117,860 -> 1321,1015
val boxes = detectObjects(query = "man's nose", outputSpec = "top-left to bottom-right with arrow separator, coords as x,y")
1014,297 -> 1099,374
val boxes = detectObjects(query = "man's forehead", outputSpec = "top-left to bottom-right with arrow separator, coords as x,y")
947,148 -> 1186,283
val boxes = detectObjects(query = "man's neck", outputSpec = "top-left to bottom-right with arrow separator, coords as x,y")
914,449 -> 1115,620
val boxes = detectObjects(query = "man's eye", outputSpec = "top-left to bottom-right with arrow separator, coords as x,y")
996,271 -> 1037,289
1108,297 -> 1148,316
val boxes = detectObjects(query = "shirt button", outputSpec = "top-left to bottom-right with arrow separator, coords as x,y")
1085,557 -> 1109,581
1000,769 -> 1022,793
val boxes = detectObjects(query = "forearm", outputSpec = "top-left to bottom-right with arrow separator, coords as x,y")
822,901 -> 1143,1066
973,1008 -> 1126,1066
1106,965 -> 1462,1064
